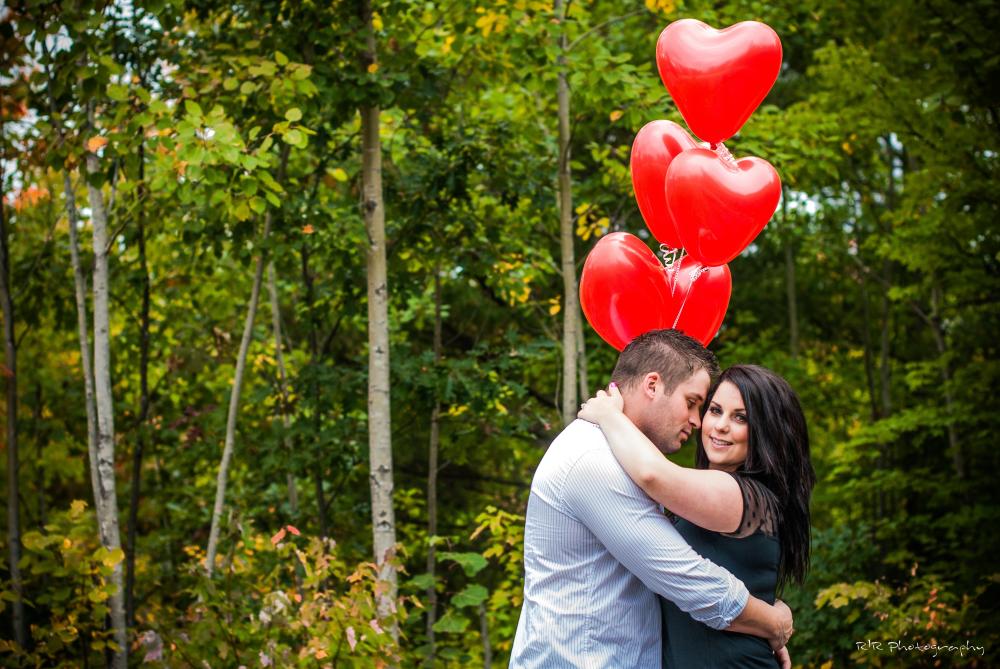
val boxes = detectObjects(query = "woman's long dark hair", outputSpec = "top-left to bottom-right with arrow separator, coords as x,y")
695,364 -> 816,592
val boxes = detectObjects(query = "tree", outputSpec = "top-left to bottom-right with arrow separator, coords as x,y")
358,0 -> 398,633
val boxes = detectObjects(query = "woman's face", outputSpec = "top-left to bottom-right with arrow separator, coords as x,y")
701,380 -> 749,472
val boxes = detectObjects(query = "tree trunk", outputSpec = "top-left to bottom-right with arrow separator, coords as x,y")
858,275 -> 880,422
425,266 -> 442,664
43,56 -> 100,508
126,140 -> 151,626
360,0 -> 398,633
33,383 -> 46,528
205,212 -> 271,576
782,189 -> 799,358
556,0 -> 579,427
479,601 -> 492,669
878,280 -> 893,418
300,244 -> 330,539
0,157 -> 26,648
930,285 -> 964,479
206,144 -> 288,574
267,262 -> 298,515
576,313 -> 589,400
86,109 -> 128,668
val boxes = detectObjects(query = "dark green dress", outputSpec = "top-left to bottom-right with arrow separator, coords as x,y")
662,472 -> 781,668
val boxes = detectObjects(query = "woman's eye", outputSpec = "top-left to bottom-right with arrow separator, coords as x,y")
735,414 -> 747,423
709,406 -> 721,415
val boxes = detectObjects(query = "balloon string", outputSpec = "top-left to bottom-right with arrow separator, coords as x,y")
714,142 -> 738,169
671,265 -> 706,329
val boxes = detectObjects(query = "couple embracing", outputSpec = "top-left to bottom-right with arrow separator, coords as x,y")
511,329 -> 815,668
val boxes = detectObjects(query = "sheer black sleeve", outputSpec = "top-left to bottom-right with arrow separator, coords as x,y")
723,473 -> 780,538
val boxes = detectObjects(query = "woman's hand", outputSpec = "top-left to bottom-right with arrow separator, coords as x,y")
577,382 -> 625,426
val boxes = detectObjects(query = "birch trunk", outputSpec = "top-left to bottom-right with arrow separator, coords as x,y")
205,212 -> 271,575
360,0 -> 398,632
65,172 -> 101,487
556,0 -> 579,426
1,159 -> 26,648
86,117 -> 128,668
47,64 -> 102,518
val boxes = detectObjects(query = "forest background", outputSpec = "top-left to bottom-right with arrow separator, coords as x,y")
1,0 -> 998,667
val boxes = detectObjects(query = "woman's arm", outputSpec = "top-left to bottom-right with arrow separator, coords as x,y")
578,386 -> 743,533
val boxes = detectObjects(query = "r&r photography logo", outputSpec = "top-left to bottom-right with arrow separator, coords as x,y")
855,639 -> 985,659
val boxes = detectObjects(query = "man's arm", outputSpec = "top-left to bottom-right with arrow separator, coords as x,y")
563,449 -> 748,630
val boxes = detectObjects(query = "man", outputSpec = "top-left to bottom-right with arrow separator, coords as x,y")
511,329 -> 792,668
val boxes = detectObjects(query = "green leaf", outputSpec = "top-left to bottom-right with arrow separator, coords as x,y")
439,551 -> 488,577
451,584 -> 488,608
234,202 -> 251,221
249,197 -> 266,214
223,77 -> 239,91
107,84 -> 129,101
432,611 -> 470,634
285,108 -> 302,122
184,100 -> 203,118
275,51 -> 289,66
283,129 -> 306,148
410,573 -> 436,590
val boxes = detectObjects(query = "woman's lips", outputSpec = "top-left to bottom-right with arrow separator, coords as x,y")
709,436 -> 732,448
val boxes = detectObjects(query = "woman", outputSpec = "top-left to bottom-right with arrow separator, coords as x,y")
578,364 -> 815,668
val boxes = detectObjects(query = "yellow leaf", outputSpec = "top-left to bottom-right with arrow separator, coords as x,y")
842,142 -> 853,155
87,136 -> 109,152
609,110 -> 624,122
331,167 -> 348,182
315,649 -> 328,660
442,35 -> 456,54
372,12 -> 383,31
103,548 -> 125,568
548,300 -> 561,316
574,202 -> 591,215
367,63 -> 379,74
302,224 -> 315,234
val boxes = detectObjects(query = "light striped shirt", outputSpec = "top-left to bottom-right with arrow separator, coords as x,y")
510,420 -> 749,668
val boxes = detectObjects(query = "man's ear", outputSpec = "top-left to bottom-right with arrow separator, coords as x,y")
640,372 -> 661,399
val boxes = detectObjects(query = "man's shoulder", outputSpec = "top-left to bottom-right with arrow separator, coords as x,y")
540,420 -> 613,470
533,420 -> 640,498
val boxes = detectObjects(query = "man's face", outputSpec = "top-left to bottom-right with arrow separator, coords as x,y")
635,369 -> 711,454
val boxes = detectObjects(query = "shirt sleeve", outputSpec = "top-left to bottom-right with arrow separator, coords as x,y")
722,473 -> 780,539
562,448 -> 750,630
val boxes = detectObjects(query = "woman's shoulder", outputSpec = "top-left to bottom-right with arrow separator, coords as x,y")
722,470 -> 780,539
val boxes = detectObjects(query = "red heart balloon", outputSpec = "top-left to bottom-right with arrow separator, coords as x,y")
580,233 -> 674,351
666,147 -> 781,267
580,232 -> 731,349
630,120 -> 699,248
656,19 -> 782,144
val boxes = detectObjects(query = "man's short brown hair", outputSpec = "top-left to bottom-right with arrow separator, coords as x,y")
611,329 -> 720,394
